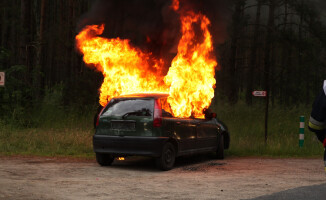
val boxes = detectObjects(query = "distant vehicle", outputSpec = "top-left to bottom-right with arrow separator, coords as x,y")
93,93 -> 230,170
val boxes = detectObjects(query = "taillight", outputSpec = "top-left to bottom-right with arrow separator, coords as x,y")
96,105 -> 106,127
153,99 -> 162,127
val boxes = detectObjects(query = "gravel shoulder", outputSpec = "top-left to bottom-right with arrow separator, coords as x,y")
0,156 -> 325,200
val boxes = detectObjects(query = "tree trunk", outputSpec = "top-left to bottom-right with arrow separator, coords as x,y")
20,0 -> 32,85
298,10 -> 304,104
1,2 -> 10,66
228,0 -> 245,104
279,0 -> 288,105
34,0 -> 46,103
67,0 -> 75,81
246,0 -> 261,105
264,0 -> 275,143
270,37 -> 276,106
9,0 -> 19,65
58,0 -> 65,83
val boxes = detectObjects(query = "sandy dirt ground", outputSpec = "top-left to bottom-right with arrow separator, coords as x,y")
0,156 -> 325,200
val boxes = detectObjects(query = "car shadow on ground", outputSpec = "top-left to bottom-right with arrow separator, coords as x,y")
107,154 -> 226,172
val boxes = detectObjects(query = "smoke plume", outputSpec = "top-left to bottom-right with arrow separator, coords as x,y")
77,0 -> 230,72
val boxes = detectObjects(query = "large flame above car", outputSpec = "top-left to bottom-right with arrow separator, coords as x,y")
75,24 -> 168,106
75,0 -> 217,118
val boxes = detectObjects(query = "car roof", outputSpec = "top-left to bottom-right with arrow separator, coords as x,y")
116,93 -> 169,99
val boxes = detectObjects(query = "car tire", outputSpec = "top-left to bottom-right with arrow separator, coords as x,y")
96,153 -> 114,166
156,142 -> 176,171
216,134 -> 224,159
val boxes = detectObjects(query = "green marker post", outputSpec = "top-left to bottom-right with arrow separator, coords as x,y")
299,116 -> 304,147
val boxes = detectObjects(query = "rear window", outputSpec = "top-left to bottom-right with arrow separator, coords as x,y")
101,98 -> 154,118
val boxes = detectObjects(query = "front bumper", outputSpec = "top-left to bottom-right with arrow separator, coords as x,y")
93,135 -> 169,157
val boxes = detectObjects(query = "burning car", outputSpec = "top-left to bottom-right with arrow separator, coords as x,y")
76,0 -> 228,170
93,93 -> 229,170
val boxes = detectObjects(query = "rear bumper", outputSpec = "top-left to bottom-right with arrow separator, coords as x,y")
93,135 -> 169,157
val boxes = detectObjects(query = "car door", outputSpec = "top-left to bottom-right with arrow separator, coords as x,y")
195,119 -> 218,150
173,118 -> 197,154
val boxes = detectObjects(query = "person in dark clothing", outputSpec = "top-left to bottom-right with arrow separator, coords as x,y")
308,80 -> 326,145
308,80 -> 326,171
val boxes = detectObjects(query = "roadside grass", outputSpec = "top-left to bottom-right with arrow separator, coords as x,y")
0,105 -> 95,158
0,101 -> 323,158
211,100 -> 323,158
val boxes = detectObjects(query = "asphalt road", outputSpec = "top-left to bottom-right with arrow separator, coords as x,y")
249,183 -> 326,200
0,156 -> 325,200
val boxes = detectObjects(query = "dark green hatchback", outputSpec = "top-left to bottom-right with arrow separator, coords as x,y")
93,93 -> 230,170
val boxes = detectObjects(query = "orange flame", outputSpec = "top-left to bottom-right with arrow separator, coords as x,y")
164,12 -> 217,118
76,0 -> 217,118
75,24 -> 168,106
117,157 -> 125,161
170,0 -> 179,11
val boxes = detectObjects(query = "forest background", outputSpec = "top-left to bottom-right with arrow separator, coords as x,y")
1,0 -> 326,157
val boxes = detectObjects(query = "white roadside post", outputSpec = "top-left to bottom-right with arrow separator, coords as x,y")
299,116 -> 304,147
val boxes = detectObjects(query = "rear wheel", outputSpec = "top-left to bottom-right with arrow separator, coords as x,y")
96,153 -> 114,166
216,134 -> 224,159
156,142 -> 176,171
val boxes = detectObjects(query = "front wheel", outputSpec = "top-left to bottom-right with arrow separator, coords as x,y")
156,142 -> 176,171
96,153 -> 114,166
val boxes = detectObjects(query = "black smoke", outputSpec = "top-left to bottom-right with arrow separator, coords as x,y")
77,0 -> 230,72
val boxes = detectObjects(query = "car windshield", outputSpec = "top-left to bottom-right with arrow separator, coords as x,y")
101,98 -> 154,118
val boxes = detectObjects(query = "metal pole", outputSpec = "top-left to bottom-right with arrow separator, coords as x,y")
264,92 -> 269,145
299,116 -> 304,147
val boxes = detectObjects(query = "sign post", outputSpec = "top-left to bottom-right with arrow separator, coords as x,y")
252,90 -> 268,144
0,72 -> 5,87
252,91 -> 267,97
